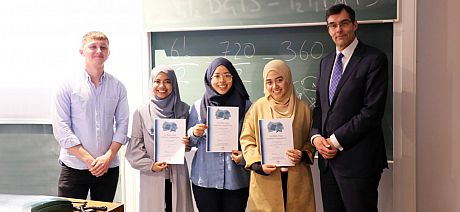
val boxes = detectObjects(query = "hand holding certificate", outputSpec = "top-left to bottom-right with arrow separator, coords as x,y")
154,119 -> 186,164
206,106 -> 239,152
258,118 -> 294,167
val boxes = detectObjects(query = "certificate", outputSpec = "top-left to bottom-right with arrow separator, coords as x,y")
206,106 -> 239,152
258,118 -> 294,167
154,119 -> 186,164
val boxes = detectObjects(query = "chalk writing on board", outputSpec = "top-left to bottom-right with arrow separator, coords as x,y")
171,0 -> 381,18
157,34 -> 325,105
281,41 -> 324,61
171,63 -> 199,84
219,41 -> 256,59
294,76 -> 317,107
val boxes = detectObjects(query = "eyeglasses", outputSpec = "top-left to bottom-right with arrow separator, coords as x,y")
327,19 -> 353,30
211,73 -> 233,82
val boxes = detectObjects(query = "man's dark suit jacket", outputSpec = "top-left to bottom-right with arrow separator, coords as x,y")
311,41 -> 389,177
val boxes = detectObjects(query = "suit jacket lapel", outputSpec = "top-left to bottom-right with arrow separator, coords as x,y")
330,42 -> 364,106
323,54 -> 335,106
321,54 -> 335,133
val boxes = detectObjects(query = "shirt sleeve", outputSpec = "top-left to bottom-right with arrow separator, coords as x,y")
310,134 -> 322,145
330,134 -> 344,151
52,83 -> 81,149
187,100 -> 206,147
240,105 -> 262,169
125,110 -> 154,172
112,83 -> 129,145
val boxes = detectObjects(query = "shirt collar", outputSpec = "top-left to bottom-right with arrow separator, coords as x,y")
83,69 -> 106,83
336,37 -> 358,59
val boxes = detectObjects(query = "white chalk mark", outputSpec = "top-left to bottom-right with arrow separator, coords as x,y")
234,62 -> 251,66
171,63 -> 199,66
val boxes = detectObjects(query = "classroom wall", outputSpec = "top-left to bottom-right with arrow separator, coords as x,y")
417,0 -> 460,211
0,0 -> 148,210
0,0 -> 147,124
393,0 -> 417,211
5,0 -> 460,211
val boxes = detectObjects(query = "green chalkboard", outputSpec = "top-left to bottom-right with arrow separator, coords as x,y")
143,0 -> 398,31
151,23 -> 393,160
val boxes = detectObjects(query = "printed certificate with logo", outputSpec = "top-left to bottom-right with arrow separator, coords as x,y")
206,106 -> 239,152
154,119 -> 186,164
258,118 -> 294,166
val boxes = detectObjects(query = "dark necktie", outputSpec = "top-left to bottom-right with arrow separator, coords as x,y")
329,52 -> 344,104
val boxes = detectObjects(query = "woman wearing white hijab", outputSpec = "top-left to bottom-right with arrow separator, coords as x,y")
240,60 -> 316,212
125,65 -> 194,212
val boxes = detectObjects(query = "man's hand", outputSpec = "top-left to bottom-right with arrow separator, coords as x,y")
313,136 -> 338,159
230,150 -> 243,164
89,141 -> 122,177
90,154 -> 112,177
193,123 -> 208,137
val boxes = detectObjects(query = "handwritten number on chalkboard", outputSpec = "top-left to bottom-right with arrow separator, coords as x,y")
171,38 -> 180,57
244,43 -> 255,58
299,40 -> 309,60
290,0 -> 304,13
170,36 -> 190,58
234,42 -> 242,59
310,42 -> 324,60
219,41 -> 256,58
281,40 -> 324,61
219,41 -> 231,57
281,41 -> 296,61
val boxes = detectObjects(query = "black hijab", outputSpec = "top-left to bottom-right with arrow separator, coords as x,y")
200,57 -> 249,123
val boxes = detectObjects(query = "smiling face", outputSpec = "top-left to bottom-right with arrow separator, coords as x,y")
265,70 -> 287,101
152,72 -> 173,99
80,39 -> 110,68
327,9 -> 358,51
211,65 -> 233,95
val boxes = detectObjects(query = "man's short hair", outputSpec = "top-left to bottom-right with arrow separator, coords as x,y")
325,4 -> 356,23
82,31 -> 109,46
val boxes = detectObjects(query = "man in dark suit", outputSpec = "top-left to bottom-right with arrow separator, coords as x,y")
310,4 -> 388,212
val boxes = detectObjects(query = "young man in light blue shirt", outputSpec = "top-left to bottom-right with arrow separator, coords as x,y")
52,31 -> 129,202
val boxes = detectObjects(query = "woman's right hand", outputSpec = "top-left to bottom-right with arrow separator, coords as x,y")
151,162 -> 167,172
262,164 -> 277,175
193,123 -> 208,137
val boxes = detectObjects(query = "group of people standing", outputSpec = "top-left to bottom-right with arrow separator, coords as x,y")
52,4 -> 388,212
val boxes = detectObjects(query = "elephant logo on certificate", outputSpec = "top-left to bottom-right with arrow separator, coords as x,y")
259,118 -> 294,167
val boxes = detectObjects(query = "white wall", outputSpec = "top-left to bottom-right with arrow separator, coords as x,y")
393,0 -> 417,211
0,1 -> 148,211
417,0 -> 460,211
7,0 -> 458,211
0,0 -> 147,124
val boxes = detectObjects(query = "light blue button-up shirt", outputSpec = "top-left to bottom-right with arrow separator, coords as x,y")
187,98 -> 251,190
52,70 -> 129,170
